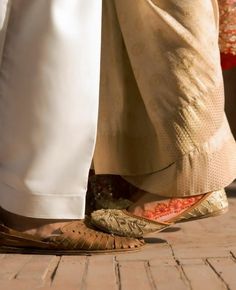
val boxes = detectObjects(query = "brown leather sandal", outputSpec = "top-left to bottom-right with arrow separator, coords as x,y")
0,219 -> 145,255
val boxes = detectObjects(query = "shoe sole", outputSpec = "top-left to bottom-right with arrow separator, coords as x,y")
0,244 -> 144,255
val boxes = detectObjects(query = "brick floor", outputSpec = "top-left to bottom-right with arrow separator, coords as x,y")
0,189 -> 235,290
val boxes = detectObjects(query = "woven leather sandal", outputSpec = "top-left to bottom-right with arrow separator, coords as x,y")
0,219 -> 145,255
91,189 -> 228,238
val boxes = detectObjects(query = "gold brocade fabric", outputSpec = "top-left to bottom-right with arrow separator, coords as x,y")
93,0 -> 236,196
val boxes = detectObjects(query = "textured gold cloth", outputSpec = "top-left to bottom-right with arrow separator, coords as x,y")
93,0 -> 236,196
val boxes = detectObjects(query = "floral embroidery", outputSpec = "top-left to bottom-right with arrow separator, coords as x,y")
142,195 -> 203,221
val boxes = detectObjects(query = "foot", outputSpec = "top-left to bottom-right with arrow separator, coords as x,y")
0,211 -> 145,253
0,207 -> 80,239
128,190 -> 204,222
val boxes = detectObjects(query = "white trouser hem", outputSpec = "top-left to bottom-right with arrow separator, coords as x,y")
0,183 -> 86,219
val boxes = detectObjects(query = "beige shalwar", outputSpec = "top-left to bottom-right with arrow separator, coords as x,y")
0,0 -> 102,218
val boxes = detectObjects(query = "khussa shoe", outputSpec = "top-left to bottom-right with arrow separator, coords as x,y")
91,209 -> 171,238
0,218 -> 145,255
91,189 -> 228,238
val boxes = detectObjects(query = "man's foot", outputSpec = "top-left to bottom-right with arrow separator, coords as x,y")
0,207 -> 79,239
0,215 -> 145,254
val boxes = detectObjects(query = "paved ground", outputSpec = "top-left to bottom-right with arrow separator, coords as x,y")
0,188 -> 235,290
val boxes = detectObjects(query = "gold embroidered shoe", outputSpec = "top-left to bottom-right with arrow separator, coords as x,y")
91,209 -> 172,238
91,189 -> 228,238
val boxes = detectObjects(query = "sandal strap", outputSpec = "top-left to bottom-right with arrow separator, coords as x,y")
0,225 -> 53,249
46,220 -> 144,250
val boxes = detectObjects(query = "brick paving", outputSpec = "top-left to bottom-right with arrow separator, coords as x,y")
0,189 -> 235,290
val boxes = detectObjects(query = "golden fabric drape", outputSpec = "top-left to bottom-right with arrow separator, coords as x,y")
93,0 -> 236,196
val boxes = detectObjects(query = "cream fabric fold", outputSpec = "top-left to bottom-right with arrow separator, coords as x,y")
0,0 -> 102,218
94,0 -> 236,196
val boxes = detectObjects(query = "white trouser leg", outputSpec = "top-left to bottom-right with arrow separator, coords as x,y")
0,0 -> 102,218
